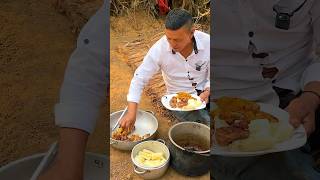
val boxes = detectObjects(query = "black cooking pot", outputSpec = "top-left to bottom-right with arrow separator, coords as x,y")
168,122 -> 210,176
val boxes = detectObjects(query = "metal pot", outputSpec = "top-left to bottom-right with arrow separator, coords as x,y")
168,122 -> 210,176
131,140 -> 170,179
110,109 -> 158,151
0,153 -> 107,180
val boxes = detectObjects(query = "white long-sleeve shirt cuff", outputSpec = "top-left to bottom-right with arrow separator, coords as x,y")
127,78 -> 143,103
55,103 -> 100,133
301,61 -> 320,89
204,81 -> 210,90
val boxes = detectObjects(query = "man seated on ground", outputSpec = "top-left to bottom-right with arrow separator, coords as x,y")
211,1 -> 320,179
119,9 -> 210,130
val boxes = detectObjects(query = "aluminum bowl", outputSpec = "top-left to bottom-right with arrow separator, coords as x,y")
110,109 -> 158,151
131,140 -> 170,179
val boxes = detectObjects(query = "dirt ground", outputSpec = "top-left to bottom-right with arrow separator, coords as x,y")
110,13 -> 209,180
0,0 -> 106,167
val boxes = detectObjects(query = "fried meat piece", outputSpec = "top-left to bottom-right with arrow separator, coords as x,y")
215,126 -> 250,146
218,110 -> 247,125
112,127 -> 131,141
177,98 -> 189,108
232,120 -> 249,129
170,96 -> 177,108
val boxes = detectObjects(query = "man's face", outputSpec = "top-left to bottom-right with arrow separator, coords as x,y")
165,27 -> 194,53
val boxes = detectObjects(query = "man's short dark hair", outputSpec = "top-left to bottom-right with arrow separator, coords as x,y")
165,8 -> 193,30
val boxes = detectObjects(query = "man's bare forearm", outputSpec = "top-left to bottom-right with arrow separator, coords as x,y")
127,101 -> 138,116
55,128 -> 89,177
38,128 -> 89,180
303,81 -> 320,108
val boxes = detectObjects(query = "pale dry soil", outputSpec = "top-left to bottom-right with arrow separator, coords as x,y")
0,0 -> 106,167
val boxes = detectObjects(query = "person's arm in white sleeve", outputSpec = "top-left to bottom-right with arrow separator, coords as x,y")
300,0 -> 320,92
300,0 -> 320,100
119,43 -> 161,129
38,1 -> 107,180
286,1 -> 320,137
199,61 -> 210,103
127,48 -> 161,103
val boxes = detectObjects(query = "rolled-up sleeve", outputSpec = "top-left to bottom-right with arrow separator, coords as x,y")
55,2 -> 107,134
301,0 -> 320,89
127,44 -> 161,103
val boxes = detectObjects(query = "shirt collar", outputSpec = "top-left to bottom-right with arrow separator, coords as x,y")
165,30 -> 205,54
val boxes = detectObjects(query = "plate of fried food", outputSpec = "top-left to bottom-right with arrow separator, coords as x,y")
211,97 -> 307,157
161,92 -> 206,111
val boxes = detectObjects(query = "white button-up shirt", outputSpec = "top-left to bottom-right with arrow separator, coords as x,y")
127,30 -> 210,103
54,1 -> 107,133
212,0 -> 320,105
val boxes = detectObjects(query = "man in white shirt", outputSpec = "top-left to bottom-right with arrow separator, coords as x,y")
211,0 -> 320,179
119,9 -> 210,130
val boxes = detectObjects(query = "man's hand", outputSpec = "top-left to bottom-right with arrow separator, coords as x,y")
119,113 -> 136,130
38,128 -> 88,180
199,89 -> 210,103
285,92 -> 319,136
119,102 -> 138,130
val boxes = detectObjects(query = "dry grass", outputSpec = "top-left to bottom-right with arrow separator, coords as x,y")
111,0 -> 210,26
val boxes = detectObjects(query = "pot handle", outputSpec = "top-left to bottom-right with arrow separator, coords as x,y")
183,149 -> 211,157
157,139 -> 166,145
133,165 -> 148,175
199,152 -> 211,157
145,110 -> 155,115
109,139 -> 117,145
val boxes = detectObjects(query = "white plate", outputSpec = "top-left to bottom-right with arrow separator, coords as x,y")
161,94 -> 206,111
211,103 -> 307,157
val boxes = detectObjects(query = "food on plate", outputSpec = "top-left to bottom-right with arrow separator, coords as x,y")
214,97 -> 279,123
176,92 -> 194,100
270,121 -> 294,143
213,97 -> 293,151
169,92 -> 202,109
229,119 -> 294,151
134,149 -> 167,167
255,111 -> 279,123
215,125 -> 249,146
215,97 -> 260,113
112,127 -> 150,141
183,99 -> 203,110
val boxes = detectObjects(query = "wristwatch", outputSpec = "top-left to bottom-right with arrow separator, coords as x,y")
302,90 -> 320,105
203,88 -> 210,94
